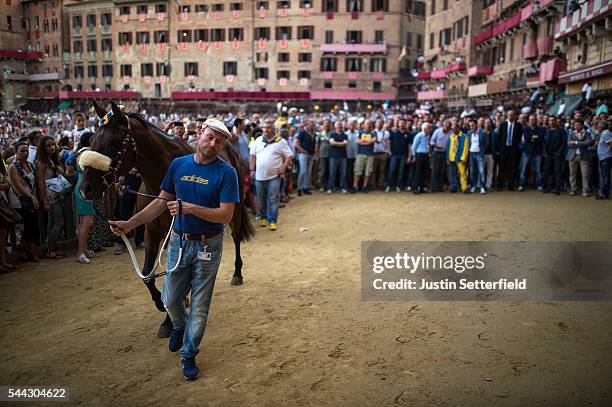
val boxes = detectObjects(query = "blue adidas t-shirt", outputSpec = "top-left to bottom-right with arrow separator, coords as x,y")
160,154 -> 240,234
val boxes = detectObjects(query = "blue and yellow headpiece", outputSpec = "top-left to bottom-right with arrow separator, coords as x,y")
98,104 -> 125,127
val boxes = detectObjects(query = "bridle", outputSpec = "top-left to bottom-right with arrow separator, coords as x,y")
100,114 -> 138,190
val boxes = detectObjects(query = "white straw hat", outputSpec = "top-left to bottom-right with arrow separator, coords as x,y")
202,118 -> 233,139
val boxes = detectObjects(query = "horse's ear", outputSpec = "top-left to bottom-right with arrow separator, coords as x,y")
92,100 -> 106,118
110,101 -> 121,117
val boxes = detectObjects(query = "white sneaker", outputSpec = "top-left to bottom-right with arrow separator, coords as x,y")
480,187 -> 486,195
395,187 -> 401,192
469,187 -> 475,193
384,186 -> 391,192
76,253 -> 90,264
341,189 -> 348,194
405,186 -> 412,192
518,186 -> 524,191
326,189 -> 332,194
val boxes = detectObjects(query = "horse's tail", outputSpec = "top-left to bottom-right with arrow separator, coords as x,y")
222,143 -> 255,243
238,197 -> 256,242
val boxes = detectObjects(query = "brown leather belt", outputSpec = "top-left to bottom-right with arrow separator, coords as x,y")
173,229 -> 223,241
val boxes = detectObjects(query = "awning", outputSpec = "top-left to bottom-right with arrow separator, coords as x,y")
546,94 -> 582,116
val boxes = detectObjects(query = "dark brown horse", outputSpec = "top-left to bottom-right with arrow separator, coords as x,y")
79,101 -> 254,337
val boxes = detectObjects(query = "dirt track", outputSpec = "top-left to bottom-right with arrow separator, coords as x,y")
1,191 -> 611,406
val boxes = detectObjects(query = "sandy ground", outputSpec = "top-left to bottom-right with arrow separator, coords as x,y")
1,190 -> 611,406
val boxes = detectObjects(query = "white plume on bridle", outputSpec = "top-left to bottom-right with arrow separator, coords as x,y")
78,150 -> 112,172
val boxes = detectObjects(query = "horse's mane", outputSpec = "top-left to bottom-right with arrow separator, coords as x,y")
126,112 -> 191,151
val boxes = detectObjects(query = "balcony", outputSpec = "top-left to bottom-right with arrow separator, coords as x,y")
537,36 -> 553,57
523,41 -> 538,59
102,25 -> 111,34
0,49 -> 43,60
171,91 -> 311,100
468,79 -> 509,96
103,50 -> 111,60
88,51 -> 96,60
320,43 -> 387,54
63,52 -> 71,61
427,62 -> 466,80
417,90 -> 446,100
539,58 -> 567,83
310,90 -> 395,101
29,72 -> 60,81
59,90 -> 141,99
468,65 -> 493,77
556,0 -> 612,40
3,72 -> 29,81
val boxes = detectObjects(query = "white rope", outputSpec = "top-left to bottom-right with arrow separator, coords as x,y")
119,215 -> 182,280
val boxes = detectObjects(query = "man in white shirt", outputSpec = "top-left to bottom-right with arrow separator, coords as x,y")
27,129 -> 43,164
249,120 -> 294,231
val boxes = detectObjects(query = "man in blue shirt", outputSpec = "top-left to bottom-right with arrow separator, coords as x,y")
518,115 -> 545,191
429,119 -> 452,192
327,121 -> 349,194
386,119 -> 410,192
411,122 -> 433,194
108,119 -> 239,381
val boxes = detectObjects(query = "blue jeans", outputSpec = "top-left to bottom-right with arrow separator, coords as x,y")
599,157 -> 611,197
162,232 -> 224,359
328,157 -> 347,190
256,176 -> 281,224
519,153 -> 542,188
387,155 -> 406,188
297,153 -> 313,191
469,154 -> 485,189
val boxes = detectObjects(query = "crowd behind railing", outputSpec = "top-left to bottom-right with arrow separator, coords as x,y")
0,97 -> 610,271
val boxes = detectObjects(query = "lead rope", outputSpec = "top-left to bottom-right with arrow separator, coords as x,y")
110,185 -> 184,281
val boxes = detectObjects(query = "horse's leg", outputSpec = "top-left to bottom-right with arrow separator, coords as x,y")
230,211 -> 243,286
231,237 -> 243,286
142,221 -> 173,338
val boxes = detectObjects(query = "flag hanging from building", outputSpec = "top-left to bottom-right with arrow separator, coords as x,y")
398,46 -> 407,61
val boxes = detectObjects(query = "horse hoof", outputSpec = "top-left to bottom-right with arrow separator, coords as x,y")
157,323 -> 172,338
230,276 -> 243,286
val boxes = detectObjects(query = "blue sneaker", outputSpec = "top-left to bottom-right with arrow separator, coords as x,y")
168,329 -> 184,353
182,357 -> 200,380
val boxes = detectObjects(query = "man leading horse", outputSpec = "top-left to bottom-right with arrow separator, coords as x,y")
108,118 -> 239,381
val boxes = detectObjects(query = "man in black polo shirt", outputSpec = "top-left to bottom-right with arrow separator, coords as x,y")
327,121 -> 349,194
294,119 -> 316,196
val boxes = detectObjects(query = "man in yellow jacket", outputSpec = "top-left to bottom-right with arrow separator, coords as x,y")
446,122 -> 470,192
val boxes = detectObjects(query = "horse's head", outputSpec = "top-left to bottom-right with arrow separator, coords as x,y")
79,100 -> 138,200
